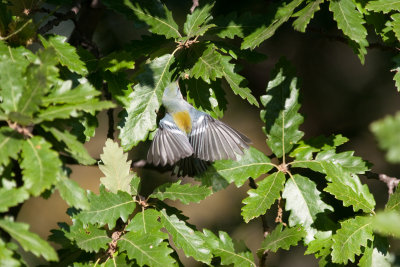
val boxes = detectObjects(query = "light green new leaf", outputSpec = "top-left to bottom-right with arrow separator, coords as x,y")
241,171 -> 286,223
220,55 -> 259,106
371,211 -> 400,238
260,58 -> 304,158
241,0 -> 304,49
198,146 -> 274,187
190,44 -> 223,83
38,99 -> 115,122
0,239 -> 21,267
21,136 -> 61,196
119,232 -> 175,267
42,125 -> 95,165
42,81 -> 100,105
126,209 -> 167,239
282,174 -> 333,242
123,1 -> 181,39
160,209 -> 212,264
0,218 -> 58,261
184,3 -> 214,38
150,180 -> 212,205
366,0 -> 400,13
65,220 -> 111,253
77,187 -> 136,229
331,216 -> 373,264
99,139 -> 137,194
39,35 -> 88,75
118,54 -> 174,150
292,0 -> 324,32
56,173 -> 89,210
0,127 -> 24,166
203,229 -> 255,267
0,187 -> 29,212
370,111 -> 400,163
259,224 -> 306,253
323,162 -> 375,213
330,0 -> 367,44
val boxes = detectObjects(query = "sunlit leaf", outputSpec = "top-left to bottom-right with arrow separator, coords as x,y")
259,224 -> 306,253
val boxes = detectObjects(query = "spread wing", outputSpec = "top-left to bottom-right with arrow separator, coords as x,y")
172,156 -> 209,177
189,114 -> 251,161
147,118 -> 194,166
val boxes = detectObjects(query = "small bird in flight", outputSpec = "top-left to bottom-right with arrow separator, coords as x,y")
147,82 -> 250,176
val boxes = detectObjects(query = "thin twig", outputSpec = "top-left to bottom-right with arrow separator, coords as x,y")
190,0 -> 199,13
365,171 -> 400,195
275,197 -> 286,226
309,27 -> 399,53
248,178 -> 270,267
0,19 -> 32,41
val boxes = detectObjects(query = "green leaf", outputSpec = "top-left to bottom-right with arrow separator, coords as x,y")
160,209 -> 212,264
359,240 -> 391,267
315,149 -> 369,174
0,187 -> 29,212
386,184 -> 400,212
290,134 -> 348,161
370,111 -> 400,163
21,136 -> 61,196
211,12 -> 262,39
241,0 -> 304,49
183,78 -> 226,118
184,3 -> 215,38
198,146 -> 274,187
292,0 -> 324,32
203,229 -> 255,267
0,127 -> 24,166
304,232 -> 333,260
56,173 -> 90,210
0,218 -> 58,261
371,211 -> 400,238
259,224 -> 306,253
330,0 -> 367,44
0,57 -> 27,114
123,0 -> 181,39
42,81 -> 100,105
126,209 -> 166,238
322,162 -> 375,213
241,171 -> 286,223
366,0 -> 400,13
39,35 -> 88,75
260,58 -> 304,158
0,239 -> 21,267
65,220 -> 111,253
331,216 -> 373,264
118,232 -> 175,266
391,13 -> 400,41
150,180 -> 212,205
42,124 -> 95,165
118,54 -> 175,150
99,50 -> 135,73
220,55 -> 259,106
38,99 -> 115,121
190,44 -> 223,83
99,139 -> 137,194
103,71 -> 132,108
282,174 -> 333,242
77,187 -> 136,229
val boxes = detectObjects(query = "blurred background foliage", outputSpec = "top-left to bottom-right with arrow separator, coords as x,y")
1,0 -> 400,266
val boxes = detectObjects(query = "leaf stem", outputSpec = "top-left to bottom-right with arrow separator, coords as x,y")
0,19 -> 32,41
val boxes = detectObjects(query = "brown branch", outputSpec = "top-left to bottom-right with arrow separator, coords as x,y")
190,0 -> 199,13
275,197 -> 287,227
365,171 -> 400,195
7,121 -> 33,138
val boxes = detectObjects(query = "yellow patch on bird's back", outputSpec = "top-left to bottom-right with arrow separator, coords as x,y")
173,111 -> 192,133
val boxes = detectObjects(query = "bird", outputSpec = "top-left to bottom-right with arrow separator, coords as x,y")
147,82 -> 251,176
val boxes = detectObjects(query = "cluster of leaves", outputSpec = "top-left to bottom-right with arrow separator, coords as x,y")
1,0 -> 400,266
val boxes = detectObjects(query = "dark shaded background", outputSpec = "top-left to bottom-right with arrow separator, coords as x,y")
18,1 -> 400,266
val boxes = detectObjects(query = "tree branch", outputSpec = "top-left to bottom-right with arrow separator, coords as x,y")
190,0 -> 199,13
365,171 -> 400,195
